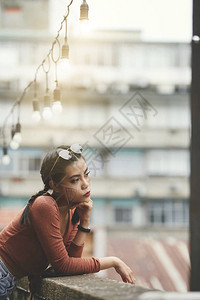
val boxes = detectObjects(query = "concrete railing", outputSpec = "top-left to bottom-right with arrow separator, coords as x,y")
10,275 -> 151,300
10,275 -> 200,300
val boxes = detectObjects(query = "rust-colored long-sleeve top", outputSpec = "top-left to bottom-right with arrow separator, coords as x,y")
0,195 -> 100,277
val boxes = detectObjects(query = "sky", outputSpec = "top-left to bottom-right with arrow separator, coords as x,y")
50,0 -> 192,42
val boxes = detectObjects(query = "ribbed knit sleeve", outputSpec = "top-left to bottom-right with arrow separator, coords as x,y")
29,196 -> 100,274
64,217 -> 84,258
67,241 -> 84,257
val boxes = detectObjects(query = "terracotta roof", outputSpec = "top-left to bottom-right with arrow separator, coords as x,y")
107,237 -> 190,292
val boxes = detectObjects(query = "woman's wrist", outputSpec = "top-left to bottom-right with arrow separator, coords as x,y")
99,256 -> 120,270
112,257 -> 121,268
80,220 -> 90,228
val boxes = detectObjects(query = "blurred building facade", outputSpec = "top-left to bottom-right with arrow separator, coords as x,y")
0,0 -> 190,290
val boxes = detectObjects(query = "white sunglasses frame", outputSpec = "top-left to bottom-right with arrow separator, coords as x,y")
49,144 -> 82,176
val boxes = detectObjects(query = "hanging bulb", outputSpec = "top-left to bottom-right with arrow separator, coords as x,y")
32,98 -> 41,122
11,125 -> 15,139
80,0 -> 89,22
59,43 -> 70,71
52,101 -> 63,114
79,0 -> 90,34
13,122 -> 22,143
42,92 -> 52,121
79,20 -> 90,34
32,111 -> 41,123
2,147 -> 11,165
52,87 -> 63,114
10,125 -> 19,149
59,18 -> 70,72
43,107 -> 52,120
10,140 -> 19,150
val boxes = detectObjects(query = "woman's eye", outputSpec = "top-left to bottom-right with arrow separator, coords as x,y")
70,171 -> 90,183
71,178 -> 79,183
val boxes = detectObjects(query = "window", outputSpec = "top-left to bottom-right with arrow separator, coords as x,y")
0,148 -> 44,175
147,149 -> 189,176
29,158 -> 41,172
145,103 -> 190,129
148,199 -> 188,226
18,157 -> 41,173
107,149 -> 145,178
114,207 -> 132,223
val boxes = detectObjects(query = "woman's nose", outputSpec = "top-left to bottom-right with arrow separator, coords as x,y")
81,177 -> 89,189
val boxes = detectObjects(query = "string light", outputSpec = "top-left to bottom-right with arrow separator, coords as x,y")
10,125 -> 19,149
0,0 -> 91,163
80,0 -> 89,21
12,102 -> 22,144
2,146 -> 11,166
1,82 -> 32,163
32,98 -> 41,122
52,38 -> 63,114
10,139 -> 19,150
60,19 -> 70,71
79,0 -> 90,34
42,56 -> 52,121
43,93 -> 52,121
32,79 -> 41,122
52,86 -> 62,114
13,122 -> 22,143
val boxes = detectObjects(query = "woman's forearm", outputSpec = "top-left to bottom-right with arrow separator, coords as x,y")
72,220 -> 90,246
99,256 -> 118,270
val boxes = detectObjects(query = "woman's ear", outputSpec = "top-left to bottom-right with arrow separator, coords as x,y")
49,179 -> 61,193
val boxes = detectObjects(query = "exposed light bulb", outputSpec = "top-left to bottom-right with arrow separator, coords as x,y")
32,98 -> 41,122
2,155 -> 10,165
52,101 -> 63,114
80,0 -> 89,22
13,122 -> 22,143
79,19 -> 90,35
13,132 -> 22,143
10,139 -> 19,150
2,147 -> 11,165
79,0 -> 90,35
42,107 -> 52,120
59,58 -> 70,72
42,93 -> 52,121
59,42 -> 70,72
32,111 -> 41,122
52,87 -> 63,114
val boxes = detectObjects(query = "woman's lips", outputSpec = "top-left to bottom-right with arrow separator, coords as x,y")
83,191 -> 90,197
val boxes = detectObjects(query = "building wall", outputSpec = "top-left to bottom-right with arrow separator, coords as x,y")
0,2 -> 190,230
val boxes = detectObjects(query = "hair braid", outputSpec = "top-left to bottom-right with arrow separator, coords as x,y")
20,185 -> 49,225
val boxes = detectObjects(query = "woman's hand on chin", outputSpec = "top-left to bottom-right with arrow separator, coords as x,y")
71,199 -> 93,226
69,200 -> 89,210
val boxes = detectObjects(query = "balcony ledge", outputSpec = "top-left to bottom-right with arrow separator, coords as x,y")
11,274 -> 152,300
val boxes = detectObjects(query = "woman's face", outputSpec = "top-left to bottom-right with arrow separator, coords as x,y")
58,157 -> 91,207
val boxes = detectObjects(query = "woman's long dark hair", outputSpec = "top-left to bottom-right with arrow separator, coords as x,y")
20,145 -> 82,225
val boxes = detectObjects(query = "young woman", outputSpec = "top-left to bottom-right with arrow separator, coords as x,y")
0,144 -> 135,299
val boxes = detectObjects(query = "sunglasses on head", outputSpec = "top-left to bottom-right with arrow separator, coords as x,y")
49,144 -> 83,175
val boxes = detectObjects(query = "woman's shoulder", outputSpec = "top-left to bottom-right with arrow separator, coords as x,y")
30,194 -> 58,212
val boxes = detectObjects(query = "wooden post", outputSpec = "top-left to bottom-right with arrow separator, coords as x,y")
190,0 -> 200,291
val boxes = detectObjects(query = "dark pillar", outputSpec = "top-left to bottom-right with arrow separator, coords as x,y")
190,0 -> 200,291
